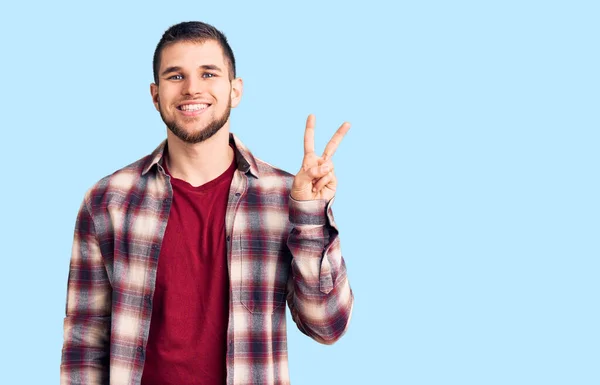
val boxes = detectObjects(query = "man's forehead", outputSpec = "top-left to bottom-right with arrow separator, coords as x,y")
160,40 -> 226,67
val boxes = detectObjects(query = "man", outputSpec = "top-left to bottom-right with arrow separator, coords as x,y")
60,21 -> 353,385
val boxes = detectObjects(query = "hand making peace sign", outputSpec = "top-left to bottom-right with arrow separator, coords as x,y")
291,114 -> 351,201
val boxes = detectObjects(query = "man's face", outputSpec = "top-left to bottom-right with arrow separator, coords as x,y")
150,40 -> 242,144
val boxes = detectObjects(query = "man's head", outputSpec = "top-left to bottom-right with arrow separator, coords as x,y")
151,21 -> 242,144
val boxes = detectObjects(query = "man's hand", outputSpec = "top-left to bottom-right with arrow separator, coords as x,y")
291,114 -> 350,201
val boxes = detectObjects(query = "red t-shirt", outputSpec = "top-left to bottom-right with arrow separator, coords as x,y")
141,155 -> 236,385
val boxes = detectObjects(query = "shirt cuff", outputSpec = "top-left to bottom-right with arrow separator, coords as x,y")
289,196 -> 337,228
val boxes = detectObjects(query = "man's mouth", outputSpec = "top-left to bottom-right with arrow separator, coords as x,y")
178,103 -> 209,111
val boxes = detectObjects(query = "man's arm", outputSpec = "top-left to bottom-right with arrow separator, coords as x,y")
285,114 -> 354,344
60,192 -> 112,384
286,197 -> 353,345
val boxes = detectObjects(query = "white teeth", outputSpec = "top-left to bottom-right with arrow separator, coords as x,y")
180,104 -> 208,111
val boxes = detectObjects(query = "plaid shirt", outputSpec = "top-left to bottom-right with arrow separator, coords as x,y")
61,134 -> 354,385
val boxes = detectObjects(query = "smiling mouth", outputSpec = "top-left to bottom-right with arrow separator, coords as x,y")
178,103 -> 209,111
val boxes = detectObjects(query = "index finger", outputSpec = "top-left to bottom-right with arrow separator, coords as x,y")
304,114 -> 316,155
322,122 -> 351,160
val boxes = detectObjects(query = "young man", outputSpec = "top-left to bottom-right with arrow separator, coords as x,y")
60,21 -> 353,385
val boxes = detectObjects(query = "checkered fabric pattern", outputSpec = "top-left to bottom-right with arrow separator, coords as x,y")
61,133 -> 353,385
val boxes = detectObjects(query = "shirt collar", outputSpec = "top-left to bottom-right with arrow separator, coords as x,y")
141,133 -> 260,178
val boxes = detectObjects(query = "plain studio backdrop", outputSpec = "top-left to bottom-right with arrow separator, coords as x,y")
0,1 -> 598,384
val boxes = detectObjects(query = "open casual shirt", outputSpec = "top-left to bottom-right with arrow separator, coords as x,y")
60,133 -> 354,385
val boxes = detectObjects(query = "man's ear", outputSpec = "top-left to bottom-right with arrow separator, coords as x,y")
150,83 -> 160,111
230,77 -> 243,108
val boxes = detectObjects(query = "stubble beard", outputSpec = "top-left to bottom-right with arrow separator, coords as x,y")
159,98 -> 232,144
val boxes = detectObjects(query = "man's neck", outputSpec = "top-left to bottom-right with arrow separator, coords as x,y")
165,128 -> 235,187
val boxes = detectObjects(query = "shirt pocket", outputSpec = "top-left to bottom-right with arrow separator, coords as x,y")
240,245 -> 291,314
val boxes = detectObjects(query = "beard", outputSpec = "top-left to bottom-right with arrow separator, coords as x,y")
159,98 -> 232,144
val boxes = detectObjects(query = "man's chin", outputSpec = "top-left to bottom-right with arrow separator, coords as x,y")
167,123 -> 224,145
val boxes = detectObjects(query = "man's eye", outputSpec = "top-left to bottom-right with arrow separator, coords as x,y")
202,73 -> 215,78
169,74 -> 183,80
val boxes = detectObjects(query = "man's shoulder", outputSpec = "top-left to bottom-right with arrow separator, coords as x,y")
231,133 -> 294,182
81,152 -> 157,207
252,155 -> 295,186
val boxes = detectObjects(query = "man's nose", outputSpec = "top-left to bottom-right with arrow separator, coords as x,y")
182,76 -> 203,96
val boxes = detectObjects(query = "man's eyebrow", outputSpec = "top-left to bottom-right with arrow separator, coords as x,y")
160,64 -> 223,77
160,66 -> 182,77
200,64 -> 223,72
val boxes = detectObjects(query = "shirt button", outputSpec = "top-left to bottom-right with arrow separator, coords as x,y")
226,236 -> 231,242
137,346 -> 143,352
235,192 -> 241,197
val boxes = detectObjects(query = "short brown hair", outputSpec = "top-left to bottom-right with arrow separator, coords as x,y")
153,21 -> 236,83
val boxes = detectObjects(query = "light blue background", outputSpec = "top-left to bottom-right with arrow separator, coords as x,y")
0,1 -> 598,384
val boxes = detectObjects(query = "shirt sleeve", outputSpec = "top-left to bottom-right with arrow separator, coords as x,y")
60,192 -> 112,384
286,196 -> 354,345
